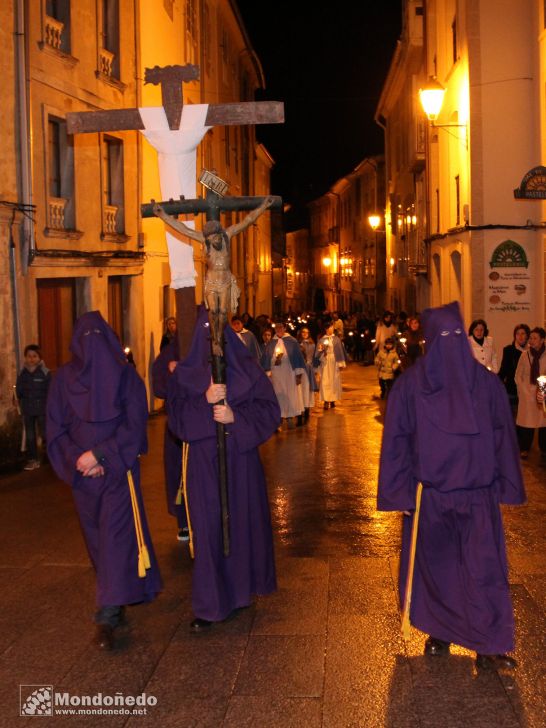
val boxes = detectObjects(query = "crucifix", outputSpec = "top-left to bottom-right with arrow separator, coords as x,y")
66,63 -> 284,357
66,64 -> 284,557
144,180 -> 280,557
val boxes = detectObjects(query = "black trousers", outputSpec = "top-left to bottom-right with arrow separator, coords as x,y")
23,414 -> 45,460
516,425 -> 546,453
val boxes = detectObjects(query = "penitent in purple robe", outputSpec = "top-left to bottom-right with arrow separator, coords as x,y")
151,339 -> 188,530
47,312 -> 162,609
167,306 -> 281,621
377,302 -> 525,654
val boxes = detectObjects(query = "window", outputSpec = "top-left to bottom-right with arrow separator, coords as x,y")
45,0 -> 71,53
100,0 -> 120,78
48,120 -> 61,199
47,116 -> 75,231
102,136 -> 125,236
454,175 -> 460,226
451,17 -> 458,64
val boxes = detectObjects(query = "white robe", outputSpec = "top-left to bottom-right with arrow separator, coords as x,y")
269,337 -> 304,418
318,335 -> 344,402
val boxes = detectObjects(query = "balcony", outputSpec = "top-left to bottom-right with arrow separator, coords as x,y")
103,205 -> 119,235
44,15 -> 64,51
48,197 -> 68,230
99,48 -> 115,78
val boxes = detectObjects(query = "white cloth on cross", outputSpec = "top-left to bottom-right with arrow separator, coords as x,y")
139,104 -> 212,289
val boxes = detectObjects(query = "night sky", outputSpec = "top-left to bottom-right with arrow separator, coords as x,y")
236,1 -> 403,222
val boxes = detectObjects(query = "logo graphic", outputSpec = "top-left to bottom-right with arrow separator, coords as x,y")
489,240 -> 528,268
19,684 -> 158,717
20,686 -> 53,716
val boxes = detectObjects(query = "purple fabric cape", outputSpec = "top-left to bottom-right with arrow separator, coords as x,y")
167,305 -> 281,621
151,339 -> 188,529
377,302 -> 525,653
47,311 -> 162,608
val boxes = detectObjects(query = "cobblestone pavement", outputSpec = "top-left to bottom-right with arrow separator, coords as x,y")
0,363 -> 544,727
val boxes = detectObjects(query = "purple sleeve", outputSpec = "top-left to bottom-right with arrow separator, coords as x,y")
377,378 -> 418,511
490,375 -> 526,505
228,375 -> 281,453
93,367 -> 149,479
166,368 -> 216,443
46,373 -> 85,486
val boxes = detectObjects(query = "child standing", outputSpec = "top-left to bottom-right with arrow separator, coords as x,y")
16,344 -> 51,470
375,337 -> 399,399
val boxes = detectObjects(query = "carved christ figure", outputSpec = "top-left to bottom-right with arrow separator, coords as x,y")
153,196 -> 274,355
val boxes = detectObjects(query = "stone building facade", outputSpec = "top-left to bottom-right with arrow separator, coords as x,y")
0,0 -> 274,468
377,0 -> 545,340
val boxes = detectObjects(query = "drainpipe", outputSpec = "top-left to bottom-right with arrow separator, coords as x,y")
15,0 -> 34,271
9,210 -> 22,372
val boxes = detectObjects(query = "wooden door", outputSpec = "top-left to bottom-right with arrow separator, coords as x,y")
107,275 -> 123,343
37,278 -> 76,371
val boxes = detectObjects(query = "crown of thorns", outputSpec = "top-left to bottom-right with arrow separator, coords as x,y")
203,220 -> 223,236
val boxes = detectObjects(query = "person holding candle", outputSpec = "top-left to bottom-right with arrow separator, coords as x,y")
297,326 -> 318,423
514,326 -> 546,460
260,319 -> 306,429
313,320 -> 347,409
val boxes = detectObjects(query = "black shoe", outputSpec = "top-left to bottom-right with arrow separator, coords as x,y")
296,414 -> 304,427
177,527 -> 190,542
190,617 -> 213,633
424,636 -> 450,656
303,408 -> 310,422
330,402 -> 335,408
94,624 -> 115,650
476,653 -> 517,670
323,402 -> 330,410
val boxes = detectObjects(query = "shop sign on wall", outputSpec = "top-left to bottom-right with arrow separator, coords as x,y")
487,240 -> 531,313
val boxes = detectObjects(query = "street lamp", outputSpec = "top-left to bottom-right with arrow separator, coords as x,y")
368,213 -> 381,231
418,77 -> 466,129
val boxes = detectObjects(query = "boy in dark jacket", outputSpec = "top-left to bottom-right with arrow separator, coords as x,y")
16,344 -> 51,470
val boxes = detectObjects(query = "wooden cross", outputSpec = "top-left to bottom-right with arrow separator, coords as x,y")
66,64 -> 284,357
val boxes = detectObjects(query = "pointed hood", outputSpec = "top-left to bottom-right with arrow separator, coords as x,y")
417,301 -> 480,435
175,304 -> 267,403
65,311 -> 127,422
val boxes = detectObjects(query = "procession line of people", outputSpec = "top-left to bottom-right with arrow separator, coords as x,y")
15,300 -> 538,672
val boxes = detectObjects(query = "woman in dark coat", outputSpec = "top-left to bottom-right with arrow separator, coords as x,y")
498,323 -> 530,412
47,311 -> 162,650
378,302 -> 525,669
167,306 -> 280,631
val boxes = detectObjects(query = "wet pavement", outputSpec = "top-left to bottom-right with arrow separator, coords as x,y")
0,362 -> 545,727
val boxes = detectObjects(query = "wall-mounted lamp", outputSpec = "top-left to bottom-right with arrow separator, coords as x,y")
368,213 -> 381,231
419,77 -> 466,129
322,256 -> 331,267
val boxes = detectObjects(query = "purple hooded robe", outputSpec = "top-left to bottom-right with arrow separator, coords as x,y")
151,339 -> 188,530
46,311 -> 162,608
377,302 -> 525,654
167,306 -> 281,621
